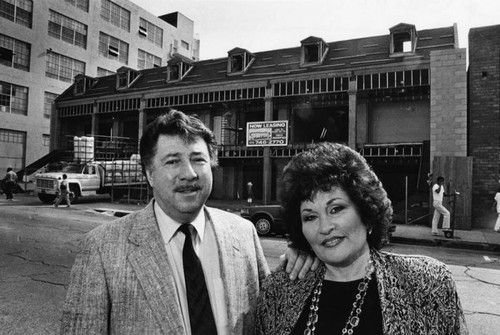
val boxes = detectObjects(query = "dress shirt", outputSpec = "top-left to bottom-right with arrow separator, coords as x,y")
155,201 -> 228,335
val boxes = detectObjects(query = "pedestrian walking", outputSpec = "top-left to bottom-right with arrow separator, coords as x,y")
3,167 -> 18,201
54,174 -> 71,208
493,186 -> 500,233
431,176 -> 457,236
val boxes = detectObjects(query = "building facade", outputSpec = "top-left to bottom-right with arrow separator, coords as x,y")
54,22 -> 479,227
0,0 -> 199,175
468,24 -> 500,228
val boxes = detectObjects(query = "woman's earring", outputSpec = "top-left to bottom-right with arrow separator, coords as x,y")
368,227 -> 373,235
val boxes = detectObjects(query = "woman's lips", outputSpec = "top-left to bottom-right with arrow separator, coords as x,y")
322,236 -> 345,247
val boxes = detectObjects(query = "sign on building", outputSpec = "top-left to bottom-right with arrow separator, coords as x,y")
246,121 -> 288,147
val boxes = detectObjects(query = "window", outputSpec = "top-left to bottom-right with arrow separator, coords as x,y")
0,33 -> 30,71
46,51 -> 85,83
181,40 -> 189,50
101,0 -> 130,32
139,18 -> 163,47
0,0 -> 32,28
304,45 -> 318,62
0,128 -> 25,143
167,55 -> 193,82
99,32 -> 128,64
0,80 -> 28,115
393,32 -> 412,52
300,36 -> 328,67
97,67 -> 114,77
44,92 -> 58,119
169,64 -> 180,81
64,0 -> 88,12
43,134 -> 50,147
48,10 -> 87,49
74,74 -> 96,94
227,48 -> 254,75
115,67 -> 140,89
137,49 -> 161,69
389,23 -> 417,55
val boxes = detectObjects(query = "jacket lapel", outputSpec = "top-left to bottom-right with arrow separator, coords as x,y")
127,202 -> 184,334
205,207 -> 242,331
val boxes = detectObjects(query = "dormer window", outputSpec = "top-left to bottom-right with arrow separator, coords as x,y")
390,23 -> 418,56
227,48 -> 254,75
167,53 -> 193,82
74,74 -> 97,95
115,66 -> 140,89
300,36 -> 328,67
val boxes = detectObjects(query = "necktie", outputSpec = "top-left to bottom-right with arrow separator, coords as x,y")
178,224 -> 217,335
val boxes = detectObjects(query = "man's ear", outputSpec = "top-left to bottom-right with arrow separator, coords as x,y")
145,168 -> 154,188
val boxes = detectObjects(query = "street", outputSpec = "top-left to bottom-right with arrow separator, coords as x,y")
1,195 -> 499,334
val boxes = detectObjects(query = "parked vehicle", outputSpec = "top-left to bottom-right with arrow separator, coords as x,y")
34,159 -> 145,204
34,136 -> 146,204
240,204 -> 286,236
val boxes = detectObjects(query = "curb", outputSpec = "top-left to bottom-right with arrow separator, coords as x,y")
92,208 -> 135,218
390,236 -> 500,252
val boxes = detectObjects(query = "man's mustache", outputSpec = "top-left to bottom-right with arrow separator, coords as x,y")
174,185 -> 202,192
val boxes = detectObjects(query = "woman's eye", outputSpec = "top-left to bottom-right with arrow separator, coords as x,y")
329,205 -> 344,214
302,215 -> 317,222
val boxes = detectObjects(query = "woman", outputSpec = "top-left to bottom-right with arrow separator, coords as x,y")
254,142 -> 467,335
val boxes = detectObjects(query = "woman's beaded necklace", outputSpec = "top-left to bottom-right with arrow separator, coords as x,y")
304,256 -> 375,335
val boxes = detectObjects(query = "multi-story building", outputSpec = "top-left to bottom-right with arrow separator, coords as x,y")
53,22 -> 478,227
0,0 -> 199,176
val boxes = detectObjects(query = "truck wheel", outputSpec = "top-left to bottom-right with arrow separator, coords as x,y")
38,193 -> 57,204
253,215 -> 272,236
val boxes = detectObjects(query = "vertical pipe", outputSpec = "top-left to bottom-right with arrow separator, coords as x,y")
405,175 -> 408,224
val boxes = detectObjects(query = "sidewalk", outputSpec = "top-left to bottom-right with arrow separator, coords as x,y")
390,223 -> 500,252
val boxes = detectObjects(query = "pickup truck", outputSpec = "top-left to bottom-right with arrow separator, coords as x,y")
240,204 -> 286,236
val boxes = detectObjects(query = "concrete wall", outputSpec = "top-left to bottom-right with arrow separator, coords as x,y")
369,100 -> 430,143
468,24 -> 500,228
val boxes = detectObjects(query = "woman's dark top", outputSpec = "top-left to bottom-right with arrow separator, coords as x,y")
291,273 -> 383,335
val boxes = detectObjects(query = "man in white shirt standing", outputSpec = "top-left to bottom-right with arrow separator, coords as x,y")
431,176 -> 453,236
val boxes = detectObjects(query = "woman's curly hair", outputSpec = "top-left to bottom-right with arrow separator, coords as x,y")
280,142 -> 393,251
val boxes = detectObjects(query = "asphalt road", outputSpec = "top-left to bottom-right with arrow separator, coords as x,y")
1,195 -> 499,334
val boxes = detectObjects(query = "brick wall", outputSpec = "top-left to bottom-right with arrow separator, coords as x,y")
430,48 -> 468,162
469,24 -> 500,228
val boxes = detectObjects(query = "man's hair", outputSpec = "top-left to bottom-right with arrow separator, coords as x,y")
437,176 -> 445,182
62,174 -> 67,179
280,142 -> 393,251
6,167 -> 12,172
139,109 -> 218,176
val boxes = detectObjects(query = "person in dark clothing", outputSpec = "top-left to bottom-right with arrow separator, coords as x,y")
3,167 -> 18,200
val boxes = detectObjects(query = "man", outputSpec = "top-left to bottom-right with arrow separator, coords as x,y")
3,167 -> 18,201
54,174 -> 71,208
61,110 -> 316,334
431,176 -> 456,236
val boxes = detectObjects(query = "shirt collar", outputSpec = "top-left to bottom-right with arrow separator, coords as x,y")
154,200 -> 206,243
